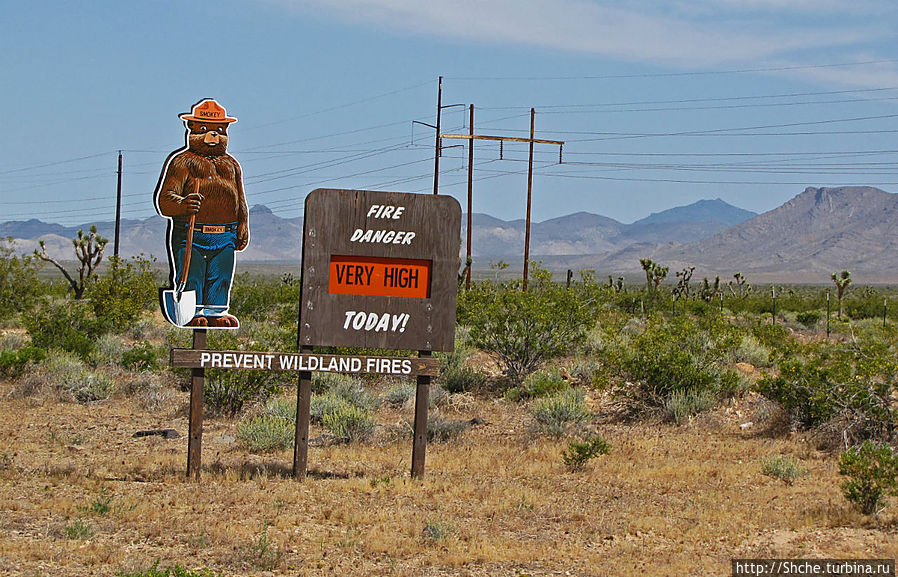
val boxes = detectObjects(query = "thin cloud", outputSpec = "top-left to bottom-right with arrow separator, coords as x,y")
273,0 -> 894,70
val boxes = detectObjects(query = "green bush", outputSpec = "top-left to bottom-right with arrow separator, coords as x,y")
531,388 -> 589,437
761,454 -> 808,485
0,237 -> 43,321
0,346 -> 47,378
384,383 -> 415,407
796,310 -> 821,327
839,441 -> 898,515
425,414 -> 468,443
321,404 -> 375,443
237,414 -> 294,452
204,369 -> 281,417
460,268 -> 592,385
92,333 -> 125,366
24,298 -> 100,360
562,435 -> 610,471
603,315 -> 738,414
86,256 -> 158,334
664,388 -> 718,425
121,342 -> 164,371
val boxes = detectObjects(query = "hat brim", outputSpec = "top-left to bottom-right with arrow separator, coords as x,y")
179,113 -> 238,123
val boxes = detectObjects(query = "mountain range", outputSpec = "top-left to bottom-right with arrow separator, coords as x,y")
3,187 -> 897,282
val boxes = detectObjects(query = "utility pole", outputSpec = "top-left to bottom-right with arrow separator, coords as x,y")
413,77 -> 465,196
442,109 -> 563,291
114,150 -> 123,259
433,76 -> 442,196
465,104 -> 474,289
523,109 -> 535,291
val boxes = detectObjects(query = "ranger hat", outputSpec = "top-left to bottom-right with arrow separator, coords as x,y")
179,99 -> 237,123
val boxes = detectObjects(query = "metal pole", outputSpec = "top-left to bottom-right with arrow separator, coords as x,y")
772,286 -> 776,325
522,108 -> 535,291
187,328 -> 206,480
465,104 -> 474,290
433,76 -> 442,196
114,151 -> 123,259
826,291 -> 831,337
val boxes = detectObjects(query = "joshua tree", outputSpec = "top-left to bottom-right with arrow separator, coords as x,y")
673,266 -> 695,301
831,269 -> 852,320
727,272 -> 752,298
607,275 -> 624,293
639,258 -> 668,293
699,276 -> 721,303
35,225 -> 107,299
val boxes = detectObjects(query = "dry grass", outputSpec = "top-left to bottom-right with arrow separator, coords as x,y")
0,379 -> 896,577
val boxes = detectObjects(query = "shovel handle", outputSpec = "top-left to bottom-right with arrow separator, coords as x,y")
178,181 -> 199,288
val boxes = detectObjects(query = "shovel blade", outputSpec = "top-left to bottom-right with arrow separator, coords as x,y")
163,289 -> 197,327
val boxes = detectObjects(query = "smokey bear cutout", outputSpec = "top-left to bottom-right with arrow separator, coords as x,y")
154,99 -> 249,329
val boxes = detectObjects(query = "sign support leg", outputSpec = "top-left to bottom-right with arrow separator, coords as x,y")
293,345 -> 313,479
411,350 -> 431,479
187,328 -> 206,480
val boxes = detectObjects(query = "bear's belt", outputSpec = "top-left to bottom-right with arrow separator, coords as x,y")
181,222 -> 238,234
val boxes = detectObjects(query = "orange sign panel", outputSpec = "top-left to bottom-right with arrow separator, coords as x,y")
329,255 -> 431,299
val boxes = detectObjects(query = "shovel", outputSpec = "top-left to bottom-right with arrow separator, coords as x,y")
163,185 -> 199,327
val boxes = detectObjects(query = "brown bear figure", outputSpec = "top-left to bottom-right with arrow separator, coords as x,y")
155,99 -> 249,328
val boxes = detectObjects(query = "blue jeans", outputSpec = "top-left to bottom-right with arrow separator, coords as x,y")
171,222 -> 237,317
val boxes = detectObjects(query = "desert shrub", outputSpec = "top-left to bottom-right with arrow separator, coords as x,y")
0,237 -> 43,321
310,394 -> 350,424
92,333 -> 126,366
69,372 -> 115,403
757,333 -> 897,442
128,372 -> 174,412
329,377 -> 379,412
508,366 -> 570,401
261,397 -> 296,421
751,324 -> 801,361
438,350 -> 486,394
531,388 -> 589,437
24,298 -> 100,360
321,404 -> 375,443
121,341 -> 165,371
562,435 -> 610,471
312,371 -> 358,394
0,346 -> 47,378
86,256 -> 158,334
237,414 -> 294,452
0,331 -> 27,351
664,388 -> 718,425
384,383 -> 415,407
117,561 -> 220,577
229,272 -> 301,320
425,414 -> 468,443
603,315 -> 739,415
731,334 -> 770,367
27,350 -> 113,402
460,269 -> 592,385
204,369 -> 281,417
839,441 -> 898,515
796,310 -> 822,327
761,454 -> 808,485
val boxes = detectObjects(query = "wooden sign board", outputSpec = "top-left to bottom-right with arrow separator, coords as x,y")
299,189 -> 462,351
170,348 -> 439,377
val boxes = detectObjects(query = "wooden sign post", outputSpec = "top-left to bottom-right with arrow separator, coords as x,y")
298,189 -> 461,479
170,188 -> 461,481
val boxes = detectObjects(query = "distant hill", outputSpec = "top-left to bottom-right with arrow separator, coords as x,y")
549,187 -> 898,283
462,198 -> 756,257
11,189 -> 898,282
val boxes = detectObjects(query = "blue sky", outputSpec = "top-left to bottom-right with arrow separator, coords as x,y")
2,0 -> 897,226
